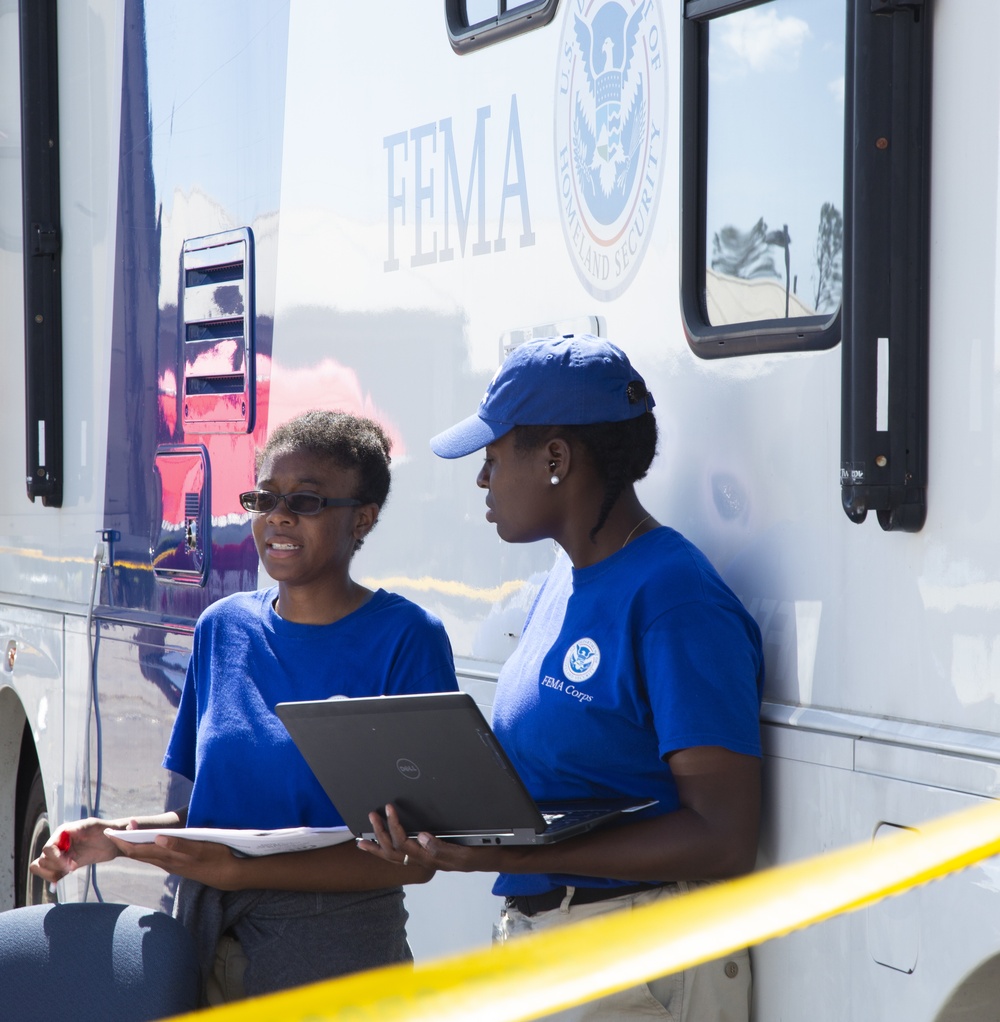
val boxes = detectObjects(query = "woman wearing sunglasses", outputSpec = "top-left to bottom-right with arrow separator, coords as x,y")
32,410 -> 457,1004
360,336 -> 764,1021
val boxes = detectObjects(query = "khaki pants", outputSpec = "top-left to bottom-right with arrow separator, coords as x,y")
206,932 -> 248,1005
494,882 -> 751,1021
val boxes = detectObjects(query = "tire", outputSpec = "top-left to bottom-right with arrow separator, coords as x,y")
16,769 -> 56,907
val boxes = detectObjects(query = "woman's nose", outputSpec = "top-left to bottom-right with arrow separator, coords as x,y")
265,497 -> 296,522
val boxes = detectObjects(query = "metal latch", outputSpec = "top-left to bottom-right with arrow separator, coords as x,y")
29,222 -> 60,256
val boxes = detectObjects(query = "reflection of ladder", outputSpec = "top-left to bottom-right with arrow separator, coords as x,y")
181,228 -> 256,434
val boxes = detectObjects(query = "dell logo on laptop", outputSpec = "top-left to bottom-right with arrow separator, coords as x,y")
396,758 -> 421,780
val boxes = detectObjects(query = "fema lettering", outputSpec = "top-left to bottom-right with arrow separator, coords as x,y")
384,95 -> 535,272
542,675 -> 594,704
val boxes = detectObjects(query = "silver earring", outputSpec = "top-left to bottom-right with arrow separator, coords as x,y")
550,475 -> 560,486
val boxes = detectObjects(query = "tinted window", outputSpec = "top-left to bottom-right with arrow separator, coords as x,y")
682,0 -> 846,356
707,0 -> 845,325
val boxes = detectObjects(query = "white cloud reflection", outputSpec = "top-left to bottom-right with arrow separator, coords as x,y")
718,7 -> 811,74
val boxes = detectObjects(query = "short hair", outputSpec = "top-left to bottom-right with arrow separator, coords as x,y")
513,410 -> 658,540
258,411 -> 392,548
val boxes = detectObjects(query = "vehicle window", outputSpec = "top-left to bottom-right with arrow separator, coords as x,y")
682,0 -> 846,355
446,0 -> 559,54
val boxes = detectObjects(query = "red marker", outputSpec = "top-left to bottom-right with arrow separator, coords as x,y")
56,830 -> 71,853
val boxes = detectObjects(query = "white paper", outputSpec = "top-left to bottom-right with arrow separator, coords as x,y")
109,825 -> 353,857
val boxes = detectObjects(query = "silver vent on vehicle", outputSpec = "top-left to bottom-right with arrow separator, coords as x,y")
181,228 -> 255,434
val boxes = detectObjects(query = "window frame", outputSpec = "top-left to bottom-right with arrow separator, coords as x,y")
839,0 -> 930,532
445,0 -> 559,55
19,0 -> 63,506
679,0 -> 842,359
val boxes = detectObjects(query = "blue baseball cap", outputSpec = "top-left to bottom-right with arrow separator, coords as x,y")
430,334 -> 655,459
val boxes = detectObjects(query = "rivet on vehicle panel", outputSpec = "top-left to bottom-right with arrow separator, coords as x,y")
876,137 -> 889,149
34,314 -> 43,324
6,642 -> 16,672
875,455 -> 888,468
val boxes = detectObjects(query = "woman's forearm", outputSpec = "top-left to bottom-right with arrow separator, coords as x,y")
102,806 -> 188,831
226,839 -> 433,892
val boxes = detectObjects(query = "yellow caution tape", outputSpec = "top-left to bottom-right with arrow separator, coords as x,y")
171,797 -> 1000,1021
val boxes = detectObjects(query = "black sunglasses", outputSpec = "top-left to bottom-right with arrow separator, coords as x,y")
239,490 -> 362,516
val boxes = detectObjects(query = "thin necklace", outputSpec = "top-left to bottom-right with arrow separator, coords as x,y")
621,514 -> 652,550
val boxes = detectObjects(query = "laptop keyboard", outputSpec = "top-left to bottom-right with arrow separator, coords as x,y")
541,808 -> 614,831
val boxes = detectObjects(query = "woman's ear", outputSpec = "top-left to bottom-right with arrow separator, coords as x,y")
353,503 -> 380,542
545,438 -> 572,485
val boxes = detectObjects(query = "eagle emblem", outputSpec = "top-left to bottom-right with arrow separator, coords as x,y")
572,3 -> 647,224
563,638 -> 601,682
554,0 -> 666,300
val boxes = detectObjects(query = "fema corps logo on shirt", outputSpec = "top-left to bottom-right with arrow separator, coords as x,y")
555,0 -> 666,301
563,638 -> 601,682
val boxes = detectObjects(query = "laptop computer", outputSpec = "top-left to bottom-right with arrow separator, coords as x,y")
275,691 -> 656,846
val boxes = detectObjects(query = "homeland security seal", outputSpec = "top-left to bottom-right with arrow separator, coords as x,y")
555,0 -> 666,301
563,638 -> 601,682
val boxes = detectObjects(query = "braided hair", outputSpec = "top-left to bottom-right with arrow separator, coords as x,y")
513,381 -> 658,541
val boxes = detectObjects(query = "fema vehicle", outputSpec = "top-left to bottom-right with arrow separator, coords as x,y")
1,0 -> 995,1017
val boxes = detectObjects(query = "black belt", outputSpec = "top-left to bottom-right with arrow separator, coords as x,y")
505,883 -> 664,918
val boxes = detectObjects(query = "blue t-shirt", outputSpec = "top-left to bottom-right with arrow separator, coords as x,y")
491,527 -> 763,896
163,587 -> 457,829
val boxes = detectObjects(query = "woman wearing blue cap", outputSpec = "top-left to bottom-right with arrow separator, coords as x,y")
361,335 -> 764,1021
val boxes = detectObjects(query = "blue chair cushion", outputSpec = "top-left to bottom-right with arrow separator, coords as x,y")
0,903 -> 200,1021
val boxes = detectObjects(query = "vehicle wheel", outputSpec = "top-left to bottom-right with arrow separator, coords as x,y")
16,769 -> 56,907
